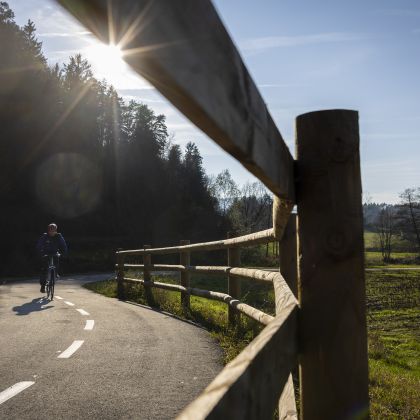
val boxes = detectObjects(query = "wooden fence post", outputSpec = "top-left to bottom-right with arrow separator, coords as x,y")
180,240 -> 191,309
227,232 -> 241,327
296,110 -> 369,419
278,214 -> 298,419
279,214 -> 298,297
116,248 -> 125,300
143,245 -> 153,305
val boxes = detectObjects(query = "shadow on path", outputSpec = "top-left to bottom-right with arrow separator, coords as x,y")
13,297 -> 54,315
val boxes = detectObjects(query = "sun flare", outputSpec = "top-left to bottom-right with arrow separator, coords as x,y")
83,42 -> 128,86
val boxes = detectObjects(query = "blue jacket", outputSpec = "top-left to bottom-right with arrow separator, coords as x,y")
36,233 -> 68,257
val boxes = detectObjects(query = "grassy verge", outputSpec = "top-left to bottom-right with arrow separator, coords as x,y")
84,270 -> 419,418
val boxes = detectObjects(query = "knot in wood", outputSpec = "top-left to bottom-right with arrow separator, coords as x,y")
324,227 -> 351,259
328,136 -> 355,163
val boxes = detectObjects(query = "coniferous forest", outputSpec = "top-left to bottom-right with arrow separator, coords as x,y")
0,3 -> 228,275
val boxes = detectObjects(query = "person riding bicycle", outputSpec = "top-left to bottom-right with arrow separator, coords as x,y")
36,223 -> 68,293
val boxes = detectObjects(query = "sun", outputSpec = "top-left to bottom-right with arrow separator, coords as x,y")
83,42 -> 128,87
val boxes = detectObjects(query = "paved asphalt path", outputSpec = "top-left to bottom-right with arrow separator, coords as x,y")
0,274 -> 223,419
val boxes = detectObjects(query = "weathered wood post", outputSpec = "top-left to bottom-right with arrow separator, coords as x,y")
278,214 -> 298,419
180,240 -> 191,309
296,110 -> 369,419
116,248 -> 125,300
143,245 -> 153,305
279,214 -> 298,297
227,232 -> 241,327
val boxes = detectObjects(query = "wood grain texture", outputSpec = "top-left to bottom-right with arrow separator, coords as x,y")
116,249 -> 125,300
56,0 -> 295,200
278,374 -> 298,420
123,278 -> 274,326
142,245 -> 153,305
118,228 -> 275,255
296,110 -> 369,419
177,302 -> 298,419
279,214 -> 298,298
273,196 -> 294,240
227,232 -> 241,326
180,240 -> 190,309
279,214 -> 298,419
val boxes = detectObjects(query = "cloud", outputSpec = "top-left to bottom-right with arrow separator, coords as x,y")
239,32 -> 366,54
117,87 -> 157,94
34,5 -> 88,34
38,31 -> 91,38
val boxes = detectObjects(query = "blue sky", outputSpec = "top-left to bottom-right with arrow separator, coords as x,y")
7,0 -> 420,203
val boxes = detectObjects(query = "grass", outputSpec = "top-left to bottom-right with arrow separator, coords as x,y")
364,231 -> 413,252
85,269 -> 419,419
366,270 -> 420,419
365,251 -> 419,267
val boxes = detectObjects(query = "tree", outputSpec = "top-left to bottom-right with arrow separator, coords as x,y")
0,2 -> 227,274
22,19 -> 46,66
229,181 -> 271,234
395,188 -> 420,256
375,206 -> 395,262
63,53 -> 93,90
208,169 -> 239,216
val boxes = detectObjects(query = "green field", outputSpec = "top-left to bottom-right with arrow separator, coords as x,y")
365,251 -> 419,266
366,270 -> 420,418
85,269 -> 419,418
364,231 -> 413,251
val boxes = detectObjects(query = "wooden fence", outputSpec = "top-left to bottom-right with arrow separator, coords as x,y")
58,1 -> 369,418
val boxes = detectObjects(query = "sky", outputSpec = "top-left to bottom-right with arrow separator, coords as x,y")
6,0 -> 420,204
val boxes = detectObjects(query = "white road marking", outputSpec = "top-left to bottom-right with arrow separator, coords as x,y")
55,296 -> 63,300
76,309 -> 90,316
84,320 -> 95,330
64,301 -> 75,306
0,382 -> 35,405
58,340 -> 84,358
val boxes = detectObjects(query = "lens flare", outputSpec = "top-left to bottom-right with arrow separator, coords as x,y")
35,153 -> 102,219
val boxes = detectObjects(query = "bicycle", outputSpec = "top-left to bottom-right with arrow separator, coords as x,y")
44,253 -> 60,301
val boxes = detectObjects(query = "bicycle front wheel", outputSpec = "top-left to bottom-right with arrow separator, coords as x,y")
48,269 -> 55,300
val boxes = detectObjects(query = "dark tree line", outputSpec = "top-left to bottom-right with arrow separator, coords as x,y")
0,3 -> 226,275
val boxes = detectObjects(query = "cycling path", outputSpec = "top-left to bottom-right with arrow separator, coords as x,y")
0,274 -> 222,419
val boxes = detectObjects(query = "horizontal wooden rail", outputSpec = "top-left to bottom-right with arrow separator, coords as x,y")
123,277 -> 274,326
177,301 -> 298,419
117,228 -> 275,256
122,264 -> 289,286
122,264 -> 276,276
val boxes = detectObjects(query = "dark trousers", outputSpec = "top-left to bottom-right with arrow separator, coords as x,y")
39,256 -> 60,286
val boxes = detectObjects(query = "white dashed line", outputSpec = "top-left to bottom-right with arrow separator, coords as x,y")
0,382 -> 35,405
55,296 -> 63,300
58,340 -> 84,358
64,301 -> 75,306
84,320 -> 95,330
76,309 -> 90,316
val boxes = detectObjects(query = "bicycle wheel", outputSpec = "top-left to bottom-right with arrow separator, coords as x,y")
49,269 -> 55,300
45,274 -> 51,299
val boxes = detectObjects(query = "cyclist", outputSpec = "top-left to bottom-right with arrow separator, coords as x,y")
36,223 -> 68,293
